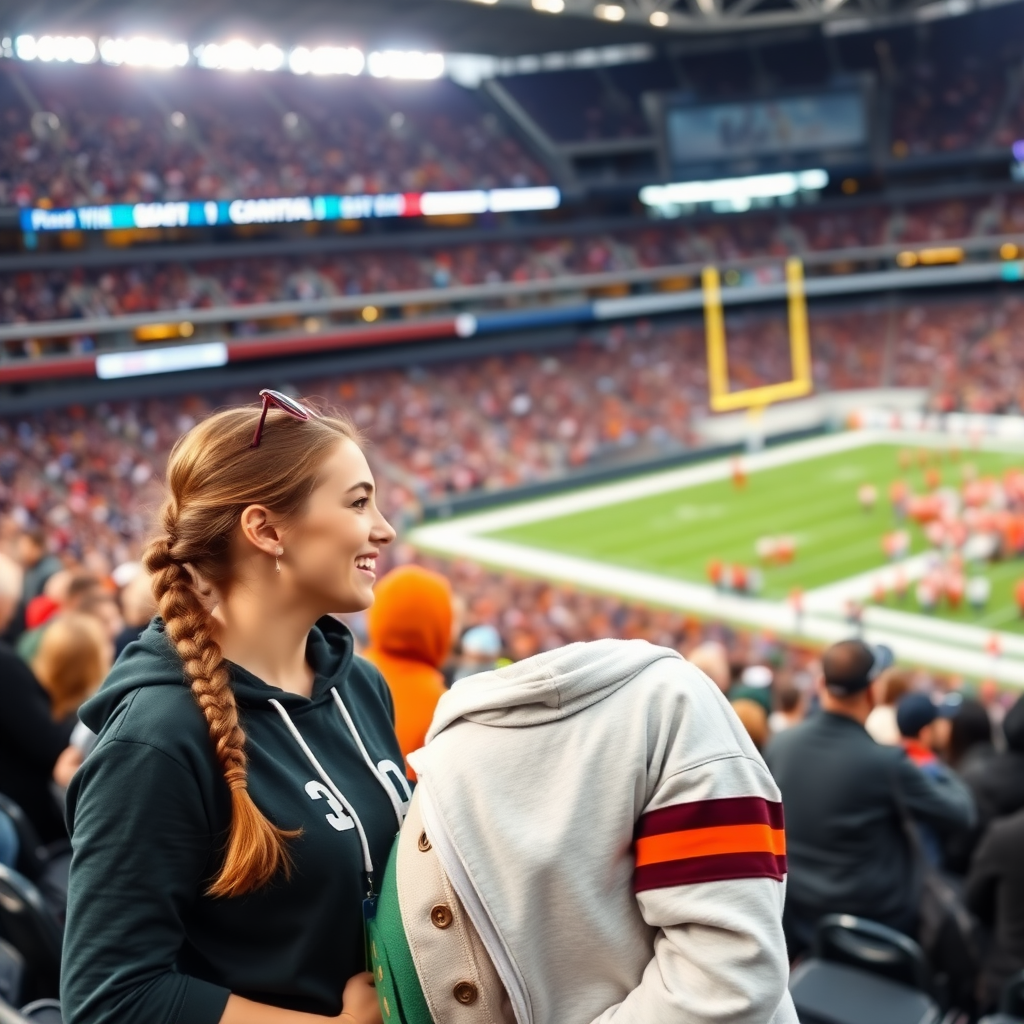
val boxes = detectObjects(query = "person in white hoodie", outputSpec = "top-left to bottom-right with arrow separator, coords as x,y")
366,638 -> 797,1024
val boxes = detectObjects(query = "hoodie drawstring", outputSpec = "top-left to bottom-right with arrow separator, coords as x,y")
268,698 -> 377,891
330,687 -> 405,830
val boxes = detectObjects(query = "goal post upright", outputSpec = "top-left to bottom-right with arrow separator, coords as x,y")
703,257 -> 814,416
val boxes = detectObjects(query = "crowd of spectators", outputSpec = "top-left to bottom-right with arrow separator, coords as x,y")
1,38 -> 1024,211
3,192 -> 1024,332
1,291 -> 1022,573
0,63 -> 548,209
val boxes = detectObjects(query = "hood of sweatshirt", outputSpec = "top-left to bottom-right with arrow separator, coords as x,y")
365,565 -> 452,670
423,637 -> 681,742
80,613 -> 352,733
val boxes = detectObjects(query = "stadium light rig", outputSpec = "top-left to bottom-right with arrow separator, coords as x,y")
99,37 -> 190,68
640,170 -> 829,214
368,51 -> 444,79
13,34 -> 96,63
195,41 -> 285,72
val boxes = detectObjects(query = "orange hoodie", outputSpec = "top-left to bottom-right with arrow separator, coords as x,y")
362,565 -> 452,779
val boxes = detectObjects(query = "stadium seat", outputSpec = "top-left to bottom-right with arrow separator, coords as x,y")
812,914 -> 934,991
16,1001 -> 62,1024
0,867 -> 62,1002
789,915 -> 942,1024
0,940 -> 24,1008
0,797 -> 70,926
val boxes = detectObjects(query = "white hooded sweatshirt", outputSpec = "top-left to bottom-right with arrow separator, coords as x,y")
407,638 -> 798,1024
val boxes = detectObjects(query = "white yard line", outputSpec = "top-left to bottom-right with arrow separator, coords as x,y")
410,430 -> 1024,686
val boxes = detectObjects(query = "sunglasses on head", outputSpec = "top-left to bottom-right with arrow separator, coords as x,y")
250,389 -> 318,449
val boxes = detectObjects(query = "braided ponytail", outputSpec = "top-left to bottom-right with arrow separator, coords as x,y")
143,534 -> 298,897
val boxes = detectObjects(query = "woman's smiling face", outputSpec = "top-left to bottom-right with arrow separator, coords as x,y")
279,437 -> 396,615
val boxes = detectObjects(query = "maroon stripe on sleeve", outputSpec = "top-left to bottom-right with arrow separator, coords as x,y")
634,851 -> 787,892
636,796 -> 784,839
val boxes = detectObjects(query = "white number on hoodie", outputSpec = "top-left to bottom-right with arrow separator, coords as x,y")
304,780 -> 355,832
377,759 -> 413,819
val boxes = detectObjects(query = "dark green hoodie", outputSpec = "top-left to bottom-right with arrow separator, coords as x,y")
62,616 -> 410,1024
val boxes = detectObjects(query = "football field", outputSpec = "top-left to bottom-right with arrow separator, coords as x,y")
411,431 -> 1024,684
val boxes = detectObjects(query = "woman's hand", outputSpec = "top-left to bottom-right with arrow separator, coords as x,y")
338,972 -> 383,1024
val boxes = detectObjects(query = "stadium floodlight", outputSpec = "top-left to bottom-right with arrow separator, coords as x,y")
640,170 -> 829,213
367,50 -> 444,79
195,41 -> 284,72
532,0 -> 566,12
649,10 -> 670,25
595,4 -> 626,19
288,46 -> 365,76
99,37 -> 189,68
17,35 -> 97,63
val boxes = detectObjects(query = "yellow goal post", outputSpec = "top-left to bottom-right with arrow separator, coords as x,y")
703,257 -> 813,414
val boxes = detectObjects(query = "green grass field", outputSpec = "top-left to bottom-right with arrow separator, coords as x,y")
487,442 -> 1024,633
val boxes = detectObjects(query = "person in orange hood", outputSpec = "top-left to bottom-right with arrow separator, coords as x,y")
362,564 -> 453,779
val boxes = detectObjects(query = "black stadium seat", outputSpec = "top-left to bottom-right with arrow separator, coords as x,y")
0,867 -> 62,1002
789,915 -> 942,1024
16,1001 -> 62,1024
0,796 -> 71,925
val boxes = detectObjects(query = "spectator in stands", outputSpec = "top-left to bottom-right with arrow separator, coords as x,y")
865,666 -> 915,745
687,640 -> 731,695
768,680 -> 806,734
966,808 -> 1024,1012
947,696 -> 996,772
31,612 -> 113,723
451,623 -> 504,683
16,571 -> 103,661
730,664 -> 774,714
764,639 -> 975,956
62,397 -> 401,1024
896,692 -> 962,866
4,524 -> 63,641
362,564 -> 452,778
955,695 -> 1024,861
0,617 -> 77,842
732,698 -> 770,752
113,564 -> 158,657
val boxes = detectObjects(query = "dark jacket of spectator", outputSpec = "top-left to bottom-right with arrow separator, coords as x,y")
956,697 -> 1024,862
966,808 -> 1024,1010
0,639 -> 74,841
765,711 -> 975,948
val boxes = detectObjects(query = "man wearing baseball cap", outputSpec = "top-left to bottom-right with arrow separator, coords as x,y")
765,639 -> 975,957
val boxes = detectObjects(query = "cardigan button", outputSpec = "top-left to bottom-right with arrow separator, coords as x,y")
431,904 -> 454,929
453,981 -> 478,1005
418,831 -> 432,852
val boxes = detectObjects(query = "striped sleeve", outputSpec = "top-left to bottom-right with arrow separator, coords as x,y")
634,795 -> 786,892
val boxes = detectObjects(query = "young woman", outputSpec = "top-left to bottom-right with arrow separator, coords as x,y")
62,391 -> 406,1024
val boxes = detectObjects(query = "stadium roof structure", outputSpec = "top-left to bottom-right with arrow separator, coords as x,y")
5,0 -> 1016,55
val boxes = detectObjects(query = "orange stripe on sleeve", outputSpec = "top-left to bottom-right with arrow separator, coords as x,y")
635,823 -> 786,868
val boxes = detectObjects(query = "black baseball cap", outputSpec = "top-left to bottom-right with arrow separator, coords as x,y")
822,639 -> 895,696
896,692 -> 960,738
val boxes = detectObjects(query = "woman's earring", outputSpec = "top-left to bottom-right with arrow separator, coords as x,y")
275,546 -> 283,574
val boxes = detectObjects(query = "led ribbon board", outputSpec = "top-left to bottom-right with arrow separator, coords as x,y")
703,257 -> 812,413
19,186 -> 562,233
